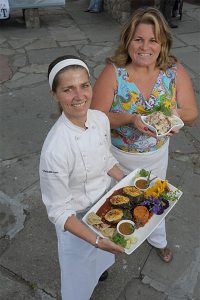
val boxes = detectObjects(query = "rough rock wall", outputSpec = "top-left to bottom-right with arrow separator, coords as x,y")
104,0 -> 156,24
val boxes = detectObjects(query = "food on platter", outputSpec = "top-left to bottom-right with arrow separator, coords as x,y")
97,224 -> 115,238
122,186 -> 143,207
87,178 -> 177,234
104,208 -> 124,223
87,212 -> 103,225
125,236 -> 138,249
110,195 -> 130,208
118,222 -> 134,235
134,177 -> 149,191
141,111 -> 184,137
111,232 -> 127,247
133,206 -> 150,227
134,170 -> 158,191
86,212 -> 115,238
144,179 -> 168,198
111,232 -> 137,249
123,186 -> 142,198
117,220 -> 135,237
83,169 -> 182,253
138,169 -> 150,177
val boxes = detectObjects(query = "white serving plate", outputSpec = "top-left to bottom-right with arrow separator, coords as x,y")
141,115 -> 184,138
82,168 -> 182,255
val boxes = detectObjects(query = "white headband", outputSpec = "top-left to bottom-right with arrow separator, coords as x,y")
49,58 -> 90,89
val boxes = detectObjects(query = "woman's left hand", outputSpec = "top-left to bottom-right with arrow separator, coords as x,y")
167,129 -> 180,136
167,109 -> 180,136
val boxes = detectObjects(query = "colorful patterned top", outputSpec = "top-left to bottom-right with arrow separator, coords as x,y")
110,64 -> 177,153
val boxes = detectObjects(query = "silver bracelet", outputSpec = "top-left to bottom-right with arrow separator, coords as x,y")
95,235 -> 102,248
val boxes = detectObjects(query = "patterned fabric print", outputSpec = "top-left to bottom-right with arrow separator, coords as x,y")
110,65 -> 177,153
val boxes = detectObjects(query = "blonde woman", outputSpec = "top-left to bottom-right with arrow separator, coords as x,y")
91,7 -> 198,263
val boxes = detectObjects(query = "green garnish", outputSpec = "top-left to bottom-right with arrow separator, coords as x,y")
139,169 -> 150,177
111,233 -> 127,248
161,189 -> 181,202
154,104 -> 171,116
146,97 -> 172,116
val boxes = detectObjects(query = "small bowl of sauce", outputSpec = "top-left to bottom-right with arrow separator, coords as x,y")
134,177 -> 149,191
117,220 -> 135,238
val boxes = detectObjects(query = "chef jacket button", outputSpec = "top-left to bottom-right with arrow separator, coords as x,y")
103,156 -> 106,160
75,136 -> 79,140
92,125 -> 96,129
99,142 -> 103,145
86,169 -> 90,172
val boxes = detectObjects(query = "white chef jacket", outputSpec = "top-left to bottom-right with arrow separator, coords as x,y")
40,109 -> 118,231
39,109 -> 117,300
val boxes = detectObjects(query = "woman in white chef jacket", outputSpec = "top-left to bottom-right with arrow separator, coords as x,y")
39,55 -> 125,300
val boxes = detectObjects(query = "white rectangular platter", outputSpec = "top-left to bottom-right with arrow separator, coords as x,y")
82,168 -> 182,255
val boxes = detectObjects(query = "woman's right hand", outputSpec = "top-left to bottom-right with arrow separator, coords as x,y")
98,237 -> 125,254
133,114 -> 156,137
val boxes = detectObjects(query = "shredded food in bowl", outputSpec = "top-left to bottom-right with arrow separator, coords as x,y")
145,111 -> 177,135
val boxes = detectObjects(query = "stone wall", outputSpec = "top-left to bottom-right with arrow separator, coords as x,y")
104,0 -> 158,24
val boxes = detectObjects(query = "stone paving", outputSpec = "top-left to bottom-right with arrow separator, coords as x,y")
0,0 -> 199,299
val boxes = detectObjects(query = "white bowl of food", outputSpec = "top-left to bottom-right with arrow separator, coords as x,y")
141,111 -> 184,138
117,220 -> 135,238
134,177 -> 150,191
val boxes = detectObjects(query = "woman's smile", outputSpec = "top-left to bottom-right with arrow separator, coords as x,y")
128,23 -> 161,67
138,53 -> 152,56
71,100 -> 87,108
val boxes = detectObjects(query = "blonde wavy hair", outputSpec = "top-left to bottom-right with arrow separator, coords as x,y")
107,7 -> 177,70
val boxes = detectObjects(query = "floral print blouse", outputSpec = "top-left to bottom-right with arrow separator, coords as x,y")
110,64 -> 177,153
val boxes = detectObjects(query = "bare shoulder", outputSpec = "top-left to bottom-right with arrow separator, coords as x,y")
176,62 -> 190,78
176,62 -> 194,87
176,62 -> 196,105
91,63 -> 117,111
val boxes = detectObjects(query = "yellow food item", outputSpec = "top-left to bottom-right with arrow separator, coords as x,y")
144,179 -> 168,198
125,236 -> 138,249
123,186 -> 142,197
104,209 -> 123,223
110,195 -> 130,206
